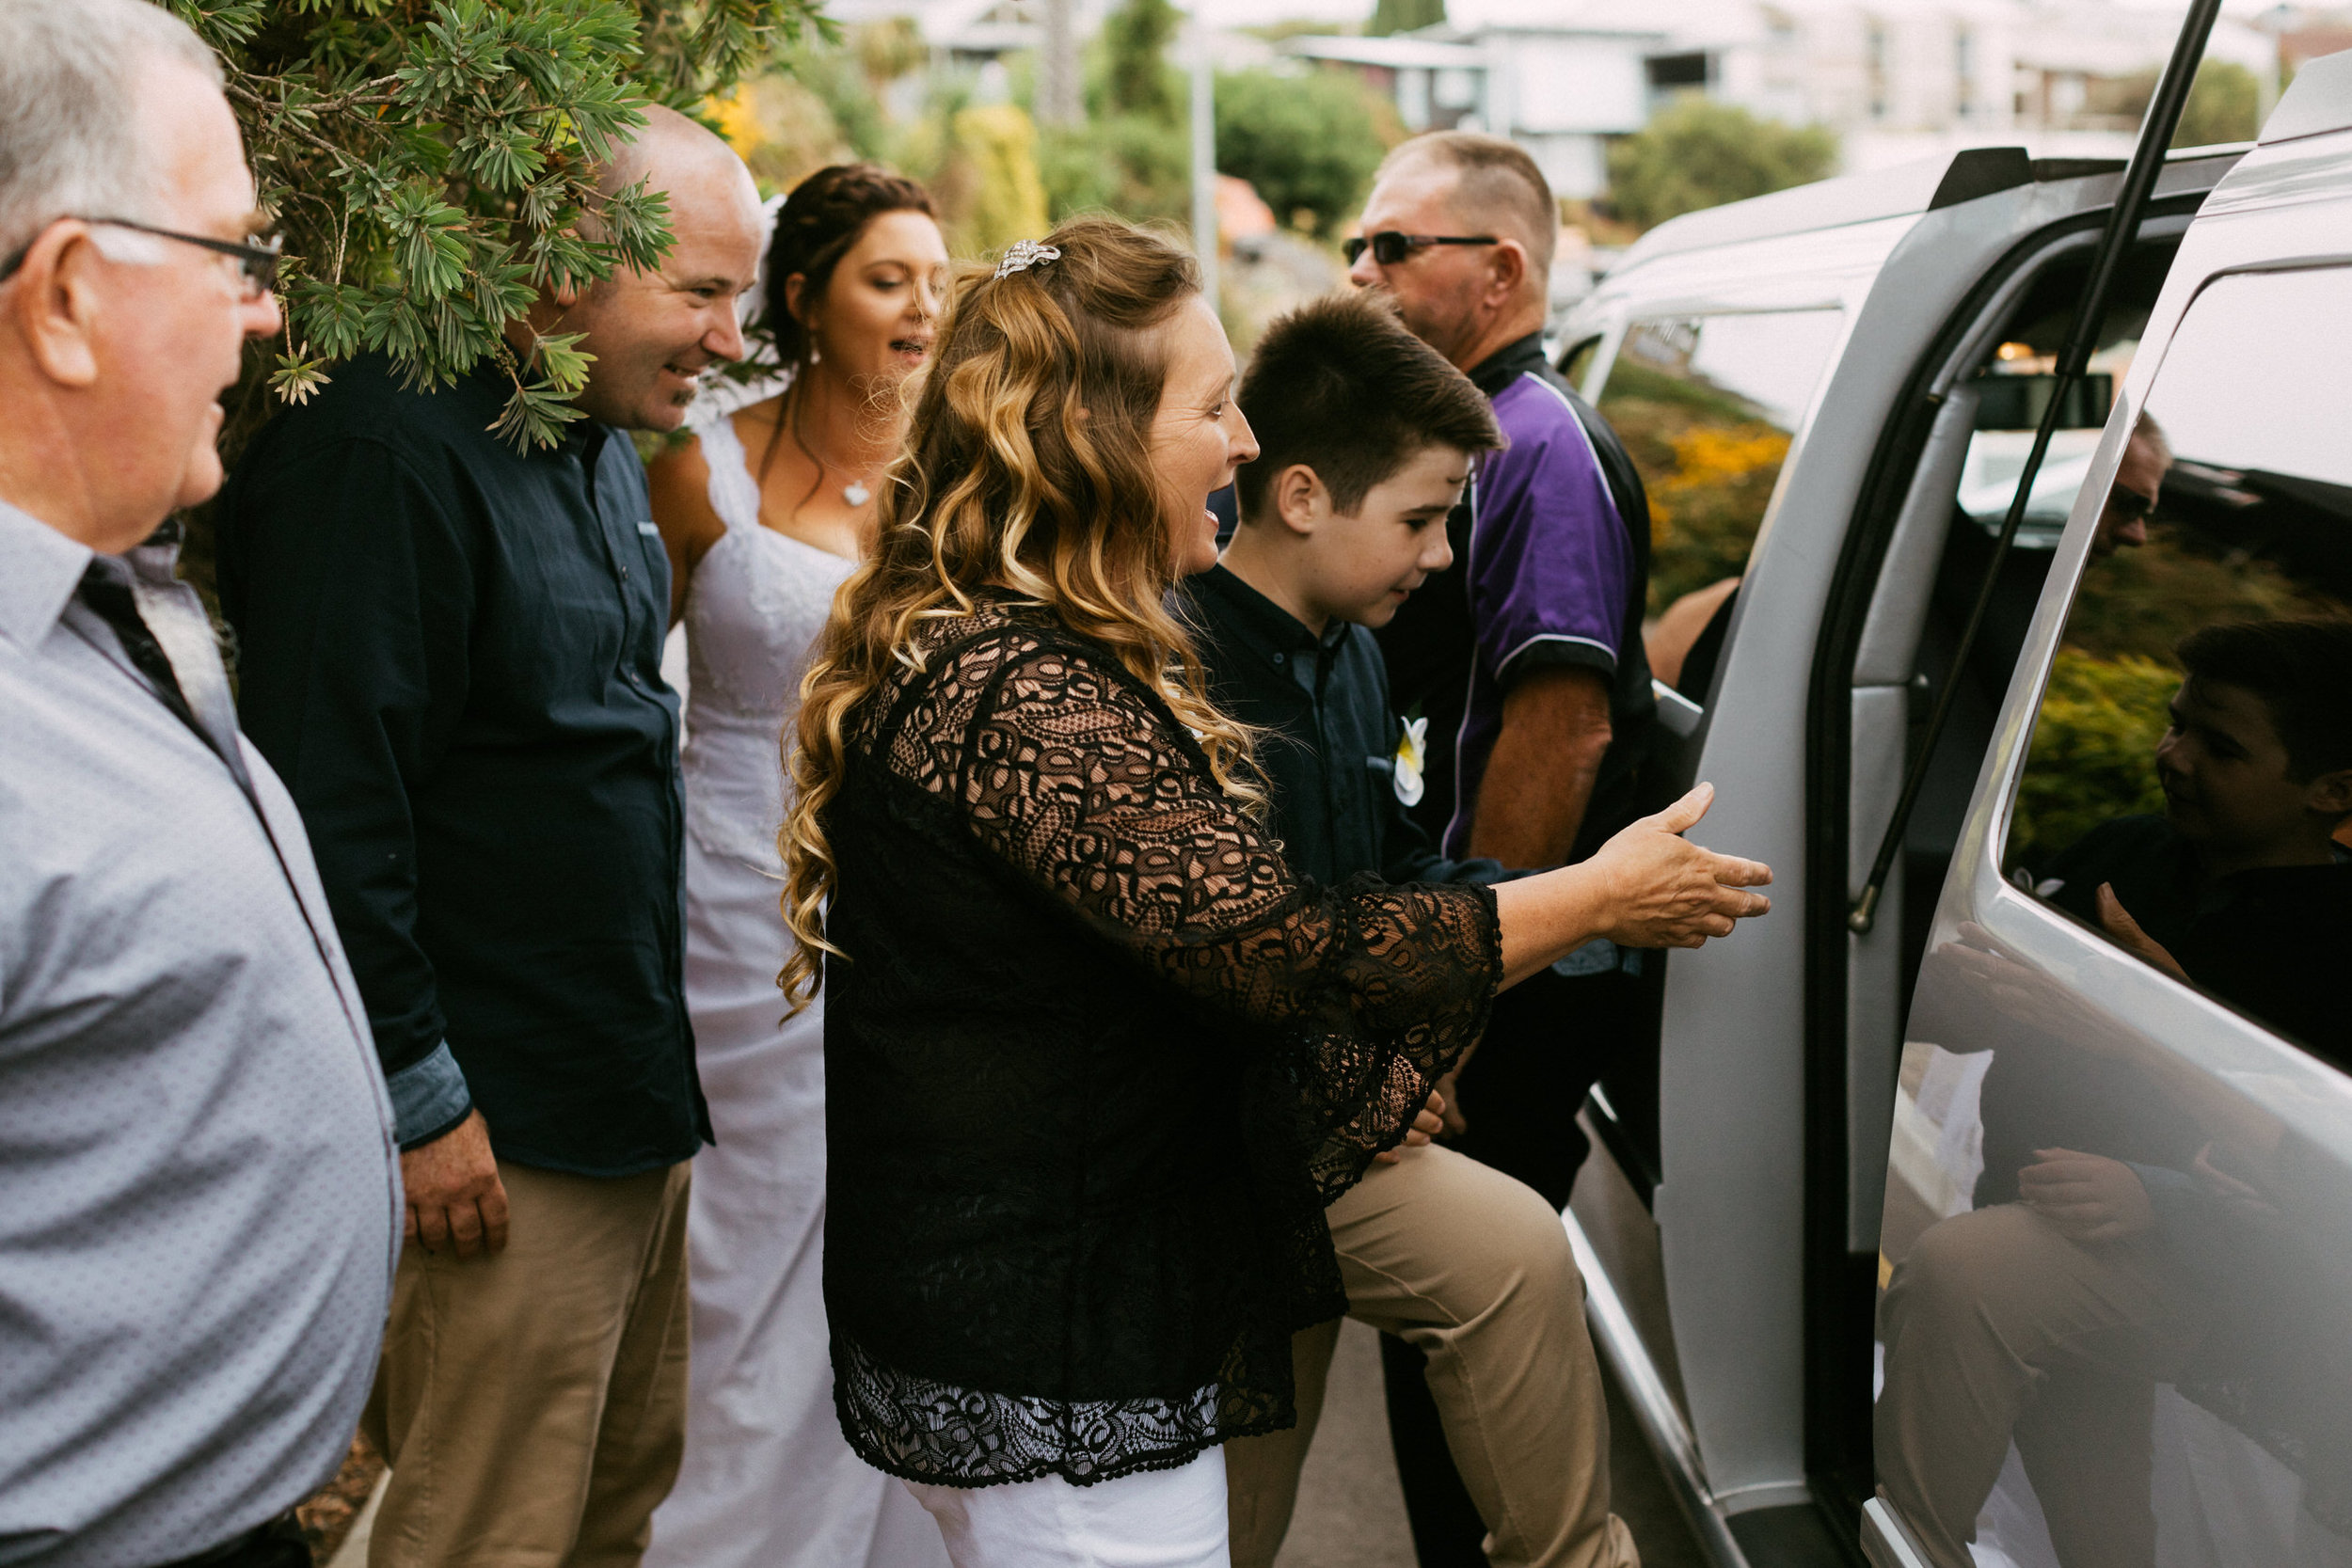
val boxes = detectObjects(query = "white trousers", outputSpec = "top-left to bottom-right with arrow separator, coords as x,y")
903,1448 -> 1232,1568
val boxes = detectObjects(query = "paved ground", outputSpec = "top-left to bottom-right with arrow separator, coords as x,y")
1278,1319 -> 1708,1568
334,1318 -> 1706,1567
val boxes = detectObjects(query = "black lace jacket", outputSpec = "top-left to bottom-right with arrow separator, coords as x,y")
822,603 -> 1501,1488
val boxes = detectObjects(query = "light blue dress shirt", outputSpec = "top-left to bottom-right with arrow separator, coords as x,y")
0,500 -> 401,1568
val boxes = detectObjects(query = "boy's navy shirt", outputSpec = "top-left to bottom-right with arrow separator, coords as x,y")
1179,562 -> 1505,890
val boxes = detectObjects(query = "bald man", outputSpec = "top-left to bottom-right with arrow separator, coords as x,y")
1351,131 -> 1657,1567
218,109 -> 766,1567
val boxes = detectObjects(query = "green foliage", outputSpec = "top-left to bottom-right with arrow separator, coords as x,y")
1369,0 -> 1443,36
1036,8 -> 1191,226
1039,114 -> 1189,224
952,103 -> 1052,252
2175,59 -> 2264,147
1604,98 -> 1837,232
769,30 -> 896,166
174,0 -> 823,451
2010,649 -> 2178,867
1213,69 -> 1389,235
2063,527 -> 2338,663
1102,0 -> 1181,123
2096,59 -> 2266,149
1598,357 -> 1790,611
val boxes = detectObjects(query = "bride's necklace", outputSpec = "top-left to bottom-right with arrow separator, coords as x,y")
791,388 -> 882,509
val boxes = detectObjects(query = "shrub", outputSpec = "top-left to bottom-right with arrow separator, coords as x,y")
1214,68 -> 1391,236
1597,356 -> 1791,610
1604,98 -> 1836,231
2009,649 -> 2178,868
175,0 -> 819,451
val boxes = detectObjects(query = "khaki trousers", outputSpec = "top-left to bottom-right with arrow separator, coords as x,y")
363,1159 -> 693,1568
1876,1201 -> 2204,1568
1226,1144 -> 1637,1568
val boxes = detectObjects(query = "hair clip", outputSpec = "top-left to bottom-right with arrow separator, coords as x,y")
993,240 -> 1062,280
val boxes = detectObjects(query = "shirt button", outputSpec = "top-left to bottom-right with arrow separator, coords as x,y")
1272,652 -> 1286,666
619,563 -> 630,581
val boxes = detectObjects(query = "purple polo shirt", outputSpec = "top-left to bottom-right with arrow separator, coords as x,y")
1377,334 -> 1655,865
1446,369 -> 1638,855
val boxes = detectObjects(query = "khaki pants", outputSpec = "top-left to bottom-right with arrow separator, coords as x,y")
1226,1144 -> 1637,1568
1876,1201 -> 2205,1568
363,1159 -> 693,1568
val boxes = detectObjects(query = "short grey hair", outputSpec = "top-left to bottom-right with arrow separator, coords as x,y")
1380,131 -> 1559,284
0,0 -> 224,265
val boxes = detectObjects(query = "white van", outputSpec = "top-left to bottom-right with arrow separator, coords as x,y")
1545,52 -> 2352,1568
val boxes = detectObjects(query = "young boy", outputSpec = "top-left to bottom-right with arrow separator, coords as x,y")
1183,293 -> 1639,1568
2043,616 -> 2352,1062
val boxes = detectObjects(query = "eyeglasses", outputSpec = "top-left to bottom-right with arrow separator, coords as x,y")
2103,484 -> 2156,522
0,216 -> 281,298
1343,231 -> 1500,267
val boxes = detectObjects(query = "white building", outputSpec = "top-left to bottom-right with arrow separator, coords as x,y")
1287,0 -> 2282,196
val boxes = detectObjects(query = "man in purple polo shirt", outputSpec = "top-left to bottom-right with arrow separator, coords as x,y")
1354,130 -> 1660,1568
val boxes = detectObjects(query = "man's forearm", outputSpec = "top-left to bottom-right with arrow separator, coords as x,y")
1469,665 -> 1613,867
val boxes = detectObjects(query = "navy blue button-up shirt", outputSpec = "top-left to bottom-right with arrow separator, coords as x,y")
220,354 -> 706,1176
1180,564 -> 1502,891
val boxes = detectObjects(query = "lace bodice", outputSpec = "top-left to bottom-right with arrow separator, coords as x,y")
679,400 -> 856,868
821,601 -> 1502,1488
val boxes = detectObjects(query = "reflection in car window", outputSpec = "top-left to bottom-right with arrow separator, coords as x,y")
2006,267 -> 2352,1066
1597,309 -> 1845,613
1954,346 -> 2128,546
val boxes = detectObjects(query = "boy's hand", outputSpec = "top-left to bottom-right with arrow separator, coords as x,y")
2096,883 -> 2190,984
1376,1088 -> 1447,1164
1432,1068 -> 1469,1137
2019,1148 -> 2152,1243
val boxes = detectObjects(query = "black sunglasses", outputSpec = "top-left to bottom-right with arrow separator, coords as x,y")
2104,484 -> 2156,522
0,216 -> 281,296
1343,231 -> 1500,266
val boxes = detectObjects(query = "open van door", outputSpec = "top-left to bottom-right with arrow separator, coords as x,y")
1866,51 -> 2352,1568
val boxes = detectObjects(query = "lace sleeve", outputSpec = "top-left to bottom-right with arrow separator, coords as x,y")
886,624 -> 1501,1187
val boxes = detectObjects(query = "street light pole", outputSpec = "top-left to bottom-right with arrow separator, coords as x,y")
1040,0 -> 1077,126
1189,10 -> 1217,310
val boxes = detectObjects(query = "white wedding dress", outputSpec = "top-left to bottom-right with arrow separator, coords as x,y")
645,401 -> 949,1568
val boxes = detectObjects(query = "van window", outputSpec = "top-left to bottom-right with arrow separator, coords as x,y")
1597,309 -> 1845,615
1557,334 -> 1602,392
2003,266 -> 2352,1067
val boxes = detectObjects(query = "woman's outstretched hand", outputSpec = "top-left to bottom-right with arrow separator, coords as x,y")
1590,784 -> 1772,950
1494,784 -> 1772,988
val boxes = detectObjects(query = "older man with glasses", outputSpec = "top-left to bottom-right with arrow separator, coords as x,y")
1349,130 -> 1656,1568
0,4 -> 402,1567
2092,417 -> 2170,559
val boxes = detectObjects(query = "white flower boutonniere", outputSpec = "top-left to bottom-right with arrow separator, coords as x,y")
1393,715 -> 1428,808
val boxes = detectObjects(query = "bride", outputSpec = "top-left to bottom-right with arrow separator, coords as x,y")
644,164 -> 952,1568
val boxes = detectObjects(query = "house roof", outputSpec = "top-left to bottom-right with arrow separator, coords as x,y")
1280,33 -> 1486,68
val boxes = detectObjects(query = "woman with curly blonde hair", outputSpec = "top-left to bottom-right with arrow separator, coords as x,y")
780,216 -> 1771,1567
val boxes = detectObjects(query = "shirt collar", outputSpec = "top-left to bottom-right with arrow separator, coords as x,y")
1189,563 -> 1346,662
0,498 -> 96,650
1465,331 -> 1549,400
464,353 -> 605,463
